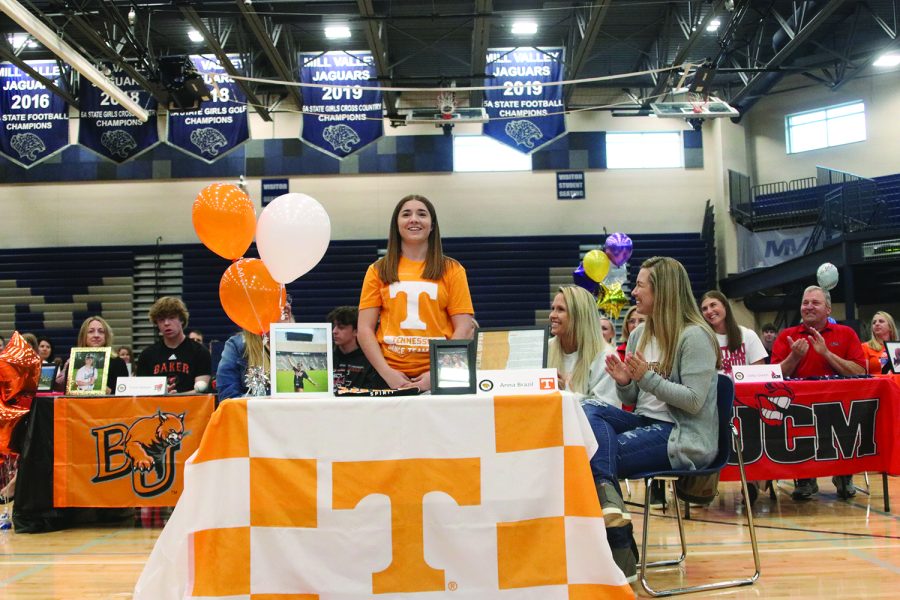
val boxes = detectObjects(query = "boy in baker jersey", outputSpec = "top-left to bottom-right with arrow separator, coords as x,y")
137,296 -> 211,394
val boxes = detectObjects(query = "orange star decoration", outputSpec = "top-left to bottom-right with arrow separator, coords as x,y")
0,331 -> 41,453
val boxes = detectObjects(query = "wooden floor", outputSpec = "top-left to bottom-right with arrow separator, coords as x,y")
1,476 -> 899,598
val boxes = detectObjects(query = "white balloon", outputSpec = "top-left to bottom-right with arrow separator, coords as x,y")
257,193 -> 331,284
816,262 -> 839,291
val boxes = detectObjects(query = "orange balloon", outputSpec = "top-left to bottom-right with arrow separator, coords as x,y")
219,259 -> 286,334
192,183 -> 256,260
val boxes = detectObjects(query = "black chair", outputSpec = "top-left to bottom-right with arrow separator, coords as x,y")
629,374 -> 761,596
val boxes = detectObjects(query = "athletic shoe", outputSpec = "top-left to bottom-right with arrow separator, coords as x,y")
596,480 -> 631,528
833,475 -> 856,499
791,478 -> 819,501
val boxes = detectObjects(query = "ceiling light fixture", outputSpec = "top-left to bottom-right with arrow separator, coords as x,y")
873,52 -> 900,68
706,18 -> 721,32
0,0 -> 150,122
512,22 -> 538,35
324,26 -> 351,39
188,29 -> 204,43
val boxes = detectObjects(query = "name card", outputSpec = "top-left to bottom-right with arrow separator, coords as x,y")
476,369 -> 558,395
732,364 -> 783,383
115,376 -> 167,396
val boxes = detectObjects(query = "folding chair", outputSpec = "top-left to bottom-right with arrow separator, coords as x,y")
629,374 -> 761,596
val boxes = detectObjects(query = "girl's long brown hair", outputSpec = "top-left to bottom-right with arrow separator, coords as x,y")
376,195 -> 453,282
700,290 -> 742,352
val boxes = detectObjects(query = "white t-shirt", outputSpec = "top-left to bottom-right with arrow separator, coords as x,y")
75,365 -> 97,391
633,337 -> 674,423
560,348 -> 620,408
716,326 -> 768,375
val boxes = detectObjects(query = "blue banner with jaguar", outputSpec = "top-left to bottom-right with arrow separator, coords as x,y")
300,51 -> 383,159
78,67 -> 159,163
167,55 -> 248,163
0,60 -> 69,168
483,47 -> 566,154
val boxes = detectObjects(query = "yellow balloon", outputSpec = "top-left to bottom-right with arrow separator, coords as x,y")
583,249 -> 610,283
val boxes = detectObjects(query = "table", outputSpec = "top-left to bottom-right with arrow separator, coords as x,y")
12,394 -> 215,533
721,377 -> 900,508
135,393 -> 635,600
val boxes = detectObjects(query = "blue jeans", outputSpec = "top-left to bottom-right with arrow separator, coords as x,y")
582,403 -> 674,485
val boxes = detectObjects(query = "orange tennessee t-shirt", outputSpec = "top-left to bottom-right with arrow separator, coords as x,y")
359,256 -> 474,376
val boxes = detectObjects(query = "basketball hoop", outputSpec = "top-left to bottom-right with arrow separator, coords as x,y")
437,90 -> 456,120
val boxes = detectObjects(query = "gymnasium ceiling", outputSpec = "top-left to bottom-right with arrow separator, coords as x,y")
1,0 -> 898,121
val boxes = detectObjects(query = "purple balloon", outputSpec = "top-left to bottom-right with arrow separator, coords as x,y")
604,233 -> 633,267
573,264 -> 600,295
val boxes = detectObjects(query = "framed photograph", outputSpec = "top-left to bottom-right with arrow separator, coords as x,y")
66,347 -> 111,395
475,326 -> 549,370
270,323 -> 333,397
885,341 -> 900,375
38,364 -> 58,392
430,339 -> 476,395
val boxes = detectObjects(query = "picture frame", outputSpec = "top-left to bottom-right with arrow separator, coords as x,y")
429,339 -> 476,395
474,326 -> 549,370
38,364 -> 58,392
885,341 -> 900,375
269,323 -> 333,397
66,347 -> 111,395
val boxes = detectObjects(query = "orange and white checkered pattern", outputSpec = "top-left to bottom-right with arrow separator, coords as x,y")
135,393 -> 634,599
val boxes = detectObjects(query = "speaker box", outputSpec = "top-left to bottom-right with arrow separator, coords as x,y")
158,56 -> 212,111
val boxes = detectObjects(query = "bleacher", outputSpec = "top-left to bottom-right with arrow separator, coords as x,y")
0,248 -> 134,359
0,233 -> 711,355
734,171 -> 900,233
875,172 -> 900,226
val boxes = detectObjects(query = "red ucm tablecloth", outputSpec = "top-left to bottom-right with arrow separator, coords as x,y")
720,376 -> 900,481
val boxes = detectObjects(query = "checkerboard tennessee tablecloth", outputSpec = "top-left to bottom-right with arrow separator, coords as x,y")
135,392 -> 634,599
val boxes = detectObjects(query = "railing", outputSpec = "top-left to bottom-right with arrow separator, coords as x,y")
804,175 -> 882,254
750,176 -> 817,201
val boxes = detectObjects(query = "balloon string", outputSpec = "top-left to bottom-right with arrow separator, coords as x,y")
236,260 -> 267,336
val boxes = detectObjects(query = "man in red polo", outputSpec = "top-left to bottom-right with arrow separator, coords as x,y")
771,285 -> 866,501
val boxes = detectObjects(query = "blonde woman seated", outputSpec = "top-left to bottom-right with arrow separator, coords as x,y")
590,257 -> 721,580
548,285 -> 618,407
861,311 -> 898,375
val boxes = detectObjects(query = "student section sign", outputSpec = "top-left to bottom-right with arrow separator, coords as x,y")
167,55 -> 249,162
0,60 -> 69,168
483,47 -> 566,154
300,51 -> 383,159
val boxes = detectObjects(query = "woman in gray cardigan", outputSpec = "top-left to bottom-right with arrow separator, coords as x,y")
584,257 -> 721,531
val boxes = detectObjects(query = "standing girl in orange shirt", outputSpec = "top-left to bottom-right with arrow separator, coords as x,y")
358,195 -> 475,391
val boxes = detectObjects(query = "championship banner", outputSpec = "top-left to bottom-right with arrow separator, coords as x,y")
721,377 -> 900,481
300,51 -> 383,159
78,67 -> 159,162
0,60 -> 69,168
135,394 -> 634,599
483,47 -> 566,154
167,55 -> 248,162
53,394 -> 215,507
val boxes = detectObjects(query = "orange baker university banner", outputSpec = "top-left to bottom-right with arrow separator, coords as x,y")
135,393 -> 634,600
53,394 -> 215,507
